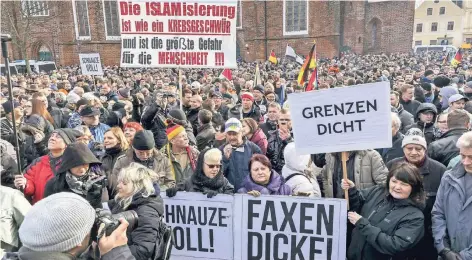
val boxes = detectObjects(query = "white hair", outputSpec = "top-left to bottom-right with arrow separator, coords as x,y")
115,163 -> 158,209
391,112 -> 402,131
456,132 -> 472,149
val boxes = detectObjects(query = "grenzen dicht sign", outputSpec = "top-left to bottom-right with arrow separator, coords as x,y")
288,82 -> 392,154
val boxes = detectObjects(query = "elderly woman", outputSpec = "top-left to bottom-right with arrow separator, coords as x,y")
107,163 -> 165,260
102,127 -> 130,197
238,154 -> 291,196
43,142 -> 106,209
241,118 -> 268,155
342,162 -> 425,260
166,148 -> 234,198
124,122 -> 144,144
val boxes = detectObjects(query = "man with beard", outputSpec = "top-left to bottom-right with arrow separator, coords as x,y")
99,83 -> 118,103
259,102 -> 281,137
182,89 -> 193,113
241,92 -> 262,123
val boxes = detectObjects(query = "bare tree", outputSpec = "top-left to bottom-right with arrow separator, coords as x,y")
1,0 -> 55,74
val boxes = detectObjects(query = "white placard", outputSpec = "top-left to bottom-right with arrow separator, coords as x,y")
233,195 -> 347,260
79,53 -> 103,75
288,82 -> 392,154
119,0 -> 238,68
162,192 -> 234,260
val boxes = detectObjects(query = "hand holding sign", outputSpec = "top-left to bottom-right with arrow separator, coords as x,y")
341,179 -> 355,190
348,212 -> 363,225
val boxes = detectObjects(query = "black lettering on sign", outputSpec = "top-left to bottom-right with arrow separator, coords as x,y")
280,201 -> 297,233
273,234 -> 288,260
248,232 -> 262,260
309,236 -> 323,260
186,227 -> 197,251
248,200 -> 261,229
188,206 -> 197,225
300,203 -> 314,234
165,204 -> 174,223
197,228 -> 208,252
290,235 -> 307,259
209,207 -> 218,226
317,204 -> 334,236
261,201 -> 277,231
346,102 -> 355,114
327,237 -> 333,260
197,206 -> 208,225
218,207 -> 227,227
173,226 -> 184,250
265,233 -> 271,260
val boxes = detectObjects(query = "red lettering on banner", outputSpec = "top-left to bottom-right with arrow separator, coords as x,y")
119,1 -> 140,15
158,52 -> 209,66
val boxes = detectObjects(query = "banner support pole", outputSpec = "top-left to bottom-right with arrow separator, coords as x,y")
179,68 -> 183,110
341,151 -> 350,210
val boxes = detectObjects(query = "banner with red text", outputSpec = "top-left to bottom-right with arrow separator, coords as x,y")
119,0 -> 238,68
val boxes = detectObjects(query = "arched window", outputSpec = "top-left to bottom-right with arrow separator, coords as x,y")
372,21 -> 378,47
38,45 -> 52,61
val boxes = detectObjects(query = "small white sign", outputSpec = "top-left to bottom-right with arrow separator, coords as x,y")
79,53 -> 103,75
288,82 -> 392,154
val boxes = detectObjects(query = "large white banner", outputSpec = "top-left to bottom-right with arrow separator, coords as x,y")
119,0 -> 238,68
233,195 -> 347,260
79,53 -> 103,75
162,192 -> 234,260
288,82 -> 392,154
162,192 -> 348,260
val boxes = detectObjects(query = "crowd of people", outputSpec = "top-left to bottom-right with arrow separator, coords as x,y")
0,49 -> 472,260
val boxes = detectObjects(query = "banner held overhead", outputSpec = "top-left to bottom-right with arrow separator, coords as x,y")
79,53 -> 103,75
119,1 -> 238,68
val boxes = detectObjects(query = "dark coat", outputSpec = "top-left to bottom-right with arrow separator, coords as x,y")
141,103 -> 168,150
428,128 -> 468,167
196,123 -> 216,151
3,245 -> 135,260
400,98 -> 421,117
406,103 -> 438,145
186,107 -> 200,137
237,170 -> 291,195
347,186 -> 425,260
220,140 -> 261,191
243,105 -> 262,123
378,131 -> 404,164
47,106 -> 66,128
249,128 -> 268,155
101,147 -> 127,197
259,120 -> 277,138
394,104 -> 414,134
267,130 -> 293,173
387,157 -> 445,260
109,192 -> 164,260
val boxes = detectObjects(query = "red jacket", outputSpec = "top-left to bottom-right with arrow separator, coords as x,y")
23,154 -> 61,204
250,128 -> 268,155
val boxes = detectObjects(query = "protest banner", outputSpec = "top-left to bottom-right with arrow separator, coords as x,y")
233,194 -> 347,260
79,53 -> 103,75
288,82 -> 392,154
119,1 -> 238,68
161,192 -> 234,260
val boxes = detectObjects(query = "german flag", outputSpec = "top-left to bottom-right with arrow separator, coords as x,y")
297,42 -> 316,86
451,49 -> 463,67
268,50 -> 277,64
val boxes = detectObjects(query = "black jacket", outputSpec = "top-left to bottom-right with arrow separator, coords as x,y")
428,128 -> 468,167
109,192 -> 164,260
393,104 -> 414,134
378,131 -> 404,164
242,105 -> 262,123
101,147 -> 127,197
47,106 -> 66,129
400,98 -> 421,117
347,186 -> 425,260
186,107 -> 200,137
405,103 -> 438,145
259,120 -> 278,138
196,123 -> 216,151
386,157 -> 445,260
267,130 -> 293,174
140,103 -> 168,150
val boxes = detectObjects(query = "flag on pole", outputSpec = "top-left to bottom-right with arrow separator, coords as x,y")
254,64 -> 262,87
268,50 -> 277,64
442,52 -> 451,66
297,42 -> 317,86
451,49 -> 463,67
219,69 -> 232,81
285,45 -> 304,65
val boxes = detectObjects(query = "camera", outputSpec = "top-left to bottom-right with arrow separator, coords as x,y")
93,208 -> 138,241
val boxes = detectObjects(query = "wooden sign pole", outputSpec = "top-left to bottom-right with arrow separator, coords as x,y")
341,151 -> 350,210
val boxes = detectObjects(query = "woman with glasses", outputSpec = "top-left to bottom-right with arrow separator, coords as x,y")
166,148 -> 234,198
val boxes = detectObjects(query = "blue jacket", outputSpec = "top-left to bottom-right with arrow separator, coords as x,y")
89,123 -> 110,143
220,140 -> 261,191
432,162 -> 472,259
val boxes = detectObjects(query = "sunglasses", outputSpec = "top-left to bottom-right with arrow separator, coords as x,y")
205,163 -> 221,169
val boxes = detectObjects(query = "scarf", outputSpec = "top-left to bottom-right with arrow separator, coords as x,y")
191,171 -> 226,191
105,145 -> 122,157
65,171 -> 90,195
166,144 -> 197,179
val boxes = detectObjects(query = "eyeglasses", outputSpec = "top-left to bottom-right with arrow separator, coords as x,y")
205,163 -> 221,169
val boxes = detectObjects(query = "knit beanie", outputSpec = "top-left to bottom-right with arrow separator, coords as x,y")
253,85 -> 265,94
1,100 -> 20,114
166,124 -> 185,140
241,92 -> 254,102
53,128 -> 83,145
168,109 -> 187,124
19,192 -> 95,252
402,128 -> 427,149
118,87 -> 131,99
132,130 -> 155,150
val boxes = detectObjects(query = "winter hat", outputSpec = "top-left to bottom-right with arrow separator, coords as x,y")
1,100 -> 20,114
106,108 -> 127,128
222,93 -> 233,100
19,192 -> 95,252
112,101 -> 126,111
79,105 -> 101,117
132,130 -> 155,150
225,118 -> 242,133
448,94 -> 469,104
241,92 -> 254,102
53,128 -> 83,145
57,142 -> 101,173
433,76 -> 451,88
421,82 -> 432,92
402,134 -> 427,149
66,92 -> 81,105
118,87 -> 131,99
253,85 -> 265,94
167,109 -> 187,125
166,124 -> 185,140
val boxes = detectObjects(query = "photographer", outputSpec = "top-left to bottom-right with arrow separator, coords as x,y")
107,163 -> 165,260
44,142 -> 108,208
3,192 -> 134,260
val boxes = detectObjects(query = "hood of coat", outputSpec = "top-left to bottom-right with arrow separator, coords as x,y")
414,103 -> 437,122
57,142 -> 102,173
129,191 -> 164,216
282,142 -> 311,174
250,128 -> 267,143
241,170 -> 284,194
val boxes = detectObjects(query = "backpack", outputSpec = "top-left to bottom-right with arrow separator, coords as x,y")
152,218 -> 174,260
